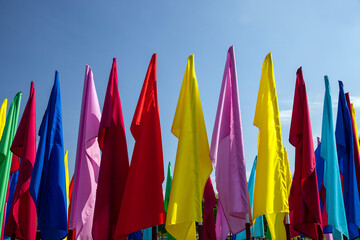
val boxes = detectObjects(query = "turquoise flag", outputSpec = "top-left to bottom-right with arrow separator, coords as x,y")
236,156 -> 265,240
320,76 -> 348,238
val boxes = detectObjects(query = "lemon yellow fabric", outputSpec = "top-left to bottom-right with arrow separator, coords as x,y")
165,54 -> 213,240
63,150 -> 69,240
253,53 -> 289,240
0,99 -> 7,140
265,148 -> 292,240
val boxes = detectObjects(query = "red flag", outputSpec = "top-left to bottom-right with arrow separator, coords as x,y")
289,67 -> 322,239
203,178 -> 216,240
5,82 -> 37,240
92,58 -> 130,240
114,53 -> 165,238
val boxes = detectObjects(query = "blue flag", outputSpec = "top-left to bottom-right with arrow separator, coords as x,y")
4,158 -> 20,239
29,71 -> 67,240
128,231 -> 142,240
320,76 -> 348,238
335,81 -> 360,239
236,157 -> 264,240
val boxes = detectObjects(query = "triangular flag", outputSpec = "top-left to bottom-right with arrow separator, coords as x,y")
320,76 -> 348,238
92,58 -> 129,240
29,71 -> 67,240
288,67 -> 322,239
165,54 -> 213,240
5,82 -> 37,240
252,53 -> 289,240
116,54 -> 165,237
0,93 -> 21,240
210,46 -> 251,238
69,65 -> 101,239
335,81 -> 360,239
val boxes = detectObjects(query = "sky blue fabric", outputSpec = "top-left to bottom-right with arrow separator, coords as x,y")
320,76 -> 348,238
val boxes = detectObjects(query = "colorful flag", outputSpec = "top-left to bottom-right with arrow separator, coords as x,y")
165,54 -> 213,240
203,178 -> 216,240
92,58 -> 129,240
345,93 -> 360,203
0,93 -> 21,240
335,81 -> 360,239
29,71 -> 67,240
288,67 -> 322,239
320,76 -> 348,238
265,148 -> 292,240
164,162 -> 175,240
210,46 -> 251,238
69,65 -> 101,239
236,157 -> 265,240
115,54 -> 165,237
5,82 -> 37,240
252,53 -> 289,240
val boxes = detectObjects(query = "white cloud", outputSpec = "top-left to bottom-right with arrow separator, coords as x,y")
350,96 -> 360,110
279,109 -> 292,124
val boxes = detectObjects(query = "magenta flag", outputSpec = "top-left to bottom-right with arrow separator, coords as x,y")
210,46 -> 251,238
69,65 -> 101,239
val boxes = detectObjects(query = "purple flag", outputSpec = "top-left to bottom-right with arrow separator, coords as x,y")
210,46 -> 251,239
69,65 -> 101,239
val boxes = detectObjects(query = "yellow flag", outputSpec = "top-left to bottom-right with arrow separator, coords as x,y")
265,148 -> 292,239
64,150 -> 69,240
0,99 -> 7,140
165,54 -> 213,240
253,53 -> 289,240
351,104 -> 360,149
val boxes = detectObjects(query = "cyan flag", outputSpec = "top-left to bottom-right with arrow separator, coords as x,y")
335,81 -> 360,239
236,156 -> 264,240
320,76 -> 348,238
29,71 -> 67,240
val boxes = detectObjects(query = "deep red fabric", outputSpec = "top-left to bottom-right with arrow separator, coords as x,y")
92,58 -> 129,240
345,92 -> 360,199
5,82 -> 37,240
203,178 -> 216,240
114,54 -> 165,238
289,67 -> 322,239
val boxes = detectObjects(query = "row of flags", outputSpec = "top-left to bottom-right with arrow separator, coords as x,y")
0,45 -> 360,240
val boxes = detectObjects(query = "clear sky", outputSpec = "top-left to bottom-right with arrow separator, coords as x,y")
1,0 -> 360,189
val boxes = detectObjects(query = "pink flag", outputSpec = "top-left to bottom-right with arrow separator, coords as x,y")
210,46 -> 251,238
69,65 -> 101,239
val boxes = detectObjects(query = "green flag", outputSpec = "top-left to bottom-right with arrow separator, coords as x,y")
0,92 -> 21,236
164,162 -> 175,240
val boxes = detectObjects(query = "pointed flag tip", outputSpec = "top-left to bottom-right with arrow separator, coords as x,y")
113,58 -> 116,62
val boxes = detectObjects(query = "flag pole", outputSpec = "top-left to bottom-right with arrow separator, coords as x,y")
245,213 -> 251,240
36,230 -> 41,240
152,226 -> 157,240
285,213 -> 291,240
198,222 -> 203,240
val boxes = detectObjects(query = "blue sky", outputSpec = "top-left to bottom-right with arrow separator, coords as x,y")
1,0 -> 360,188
